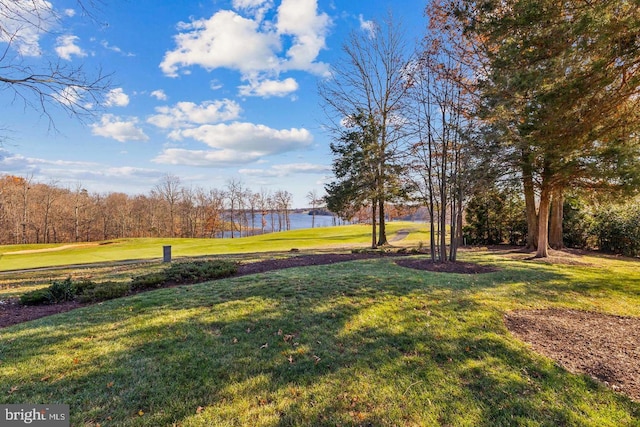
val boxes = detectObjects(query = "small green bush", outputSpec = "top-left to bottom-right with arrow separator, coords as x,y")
130,272 -> 167,291
73,278 -> 98,295
47,278 -> 76,303
79,281 -> 130,302
593,202 -> 640,257
164,260 -> 238,283
20,288 -> 52,306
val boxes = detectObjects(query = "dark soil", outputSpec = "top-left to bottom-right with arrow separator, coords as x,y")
505,308 -> 640,402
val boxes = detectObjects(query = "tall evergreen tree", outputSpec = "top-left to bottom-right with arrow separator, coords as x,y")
433,0 -> 640,257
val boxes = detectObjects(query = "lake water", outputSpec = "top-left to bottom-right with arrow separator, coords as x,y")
257,213 -> 337,232
219,213 -> 339,238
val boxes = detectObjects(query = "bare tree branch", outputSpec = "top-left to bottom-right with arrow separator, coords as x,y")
0,0 -> 111,131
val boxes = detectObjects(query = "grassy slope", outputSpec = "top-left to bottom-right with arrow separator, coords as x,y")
1,247 -> 639,426
0,222 -> 429,272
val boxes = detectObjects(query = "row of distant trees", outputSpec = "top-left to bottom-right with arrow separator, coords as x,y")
321,1 -> 640,260
0,174 -> 296,245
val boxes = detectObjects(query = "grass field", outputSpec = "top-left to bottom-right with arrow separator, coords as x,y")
1,228 -> 639,426
0,222 -> 428,272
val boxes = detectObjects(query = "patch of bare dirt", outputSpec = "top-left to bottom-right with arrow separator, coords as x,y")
505,308 -> 640,402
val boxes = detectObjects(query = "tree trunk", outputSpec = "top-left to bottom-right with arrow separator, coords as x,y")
371,201 -> 377,249
535,186 -> 552,258
429,204 -> 436,262
549,187 -> 564,249
522,153 -> 538,250
377,198 -> 388,246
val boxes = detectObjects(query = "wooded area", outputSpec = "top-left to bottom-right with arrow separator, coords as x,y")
0,175 -> 296,244
322,0 -> 640,259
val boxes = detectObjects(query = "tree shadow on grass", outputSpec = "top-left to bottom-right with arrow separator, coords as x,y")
1,259 -> 638,426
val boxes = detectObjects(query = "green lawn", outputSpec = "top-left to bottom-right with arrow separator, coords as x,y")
1,246 -> 639,426
0,222 -> 428,272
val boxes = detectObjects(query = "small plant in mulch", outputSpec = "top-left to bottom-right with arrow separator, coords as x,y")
19,260 -> 238,306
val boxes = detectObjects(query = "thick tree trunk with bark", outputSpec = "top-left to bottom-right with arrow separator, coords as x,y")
549,187 -> 564,249
377,198 -> 387,246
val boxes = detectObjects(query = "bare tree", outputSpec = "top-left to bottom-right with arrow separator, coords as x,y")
0,0 -> 111,129
406,50 -> 474,262
306,189 -> 320,228
319,13 -> 412,246
154,174 -> 182,237
225,179 -> 243,238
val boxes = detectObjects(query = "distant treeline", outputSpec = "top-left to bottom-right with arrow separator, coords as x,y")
0,175 -> 301,245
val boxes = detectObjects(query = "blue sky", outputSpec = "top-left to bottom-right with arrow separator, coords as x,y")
0,0 -> 427,207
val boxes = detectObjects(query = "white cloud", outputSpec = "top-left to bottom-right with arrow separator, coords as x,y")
276,0 -> 331,74
160,10 -> 281,78
63,9 -> 76,17
150,90 -> 168,101
359,14 -> 376,38
240,162 -> 330,177
232,0 -> 272,9
55,34 -> 87,60
0,150 -> 166,196
155,122 -> 313,167
0,0 -> 54,56
160,0 -> 331,95
173,122 -> 312,151
105,88 -> 130,107
232,0 -> 274,20
153,148 -> 264,166
91,114 -> 149,142
53,86 -> 88,109
100,40 -> 135,56
147,100 -> 241,129
238,77 -> 298,97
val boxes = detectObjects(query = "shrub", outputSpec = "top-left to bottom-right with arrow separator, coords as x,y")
47,277 -> 75,303
79,281 -> 130,302
164,260 -> 238,283
73,278 -> 98,296
464,186 -> 527,246
562,195 -> 595,249
20,288 -> 52,306
130,272 -> 167,291
593,202 -> 640,257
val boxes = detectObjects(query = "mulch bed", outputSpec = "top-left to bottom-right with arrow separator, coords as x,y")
505,308 -> 640,402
